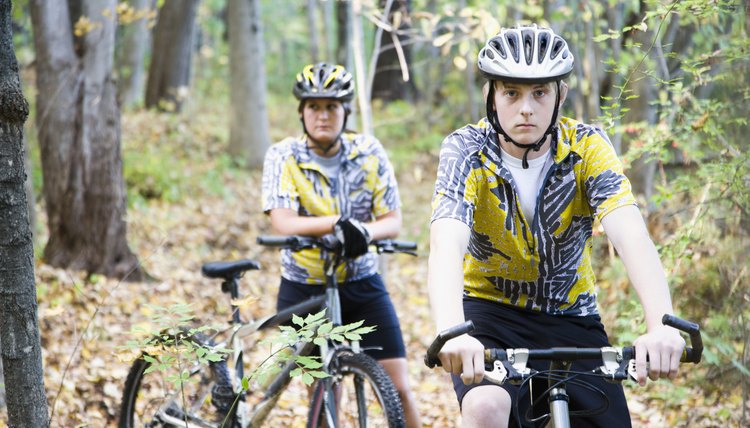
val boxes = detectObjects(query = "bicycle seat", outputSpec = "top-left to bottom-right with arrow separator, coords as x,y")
201,259 -> 261,279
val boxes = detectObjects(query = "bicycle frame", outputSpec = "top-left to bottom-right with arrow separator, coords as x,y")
253,235 -> 361,427
121,238 -> 412,428
255,235 -> 416,428
200,264 -> 327,427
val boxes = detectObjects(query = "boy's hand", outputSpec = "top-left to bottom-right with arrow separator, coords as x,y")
633,325 -> 686,386
334,217 -> 371,258
438,334 -> 485,385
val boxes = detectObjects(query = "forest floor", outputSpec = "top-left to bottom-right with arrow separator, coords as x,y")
7,141 -> 734,427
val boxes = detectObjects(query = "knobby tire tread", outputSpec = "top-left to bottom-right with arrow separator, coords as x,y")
307,350 -> 405,428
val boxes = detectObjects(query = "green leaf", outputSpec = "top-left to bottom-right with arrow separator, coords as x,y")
301,372 -> 314,385
242,376 -> 250,391
292,313 -> 304,326
143,355 -> 158,364
205,353 -> 225,362
318,322 -> 333,335
308,370 -> 329,379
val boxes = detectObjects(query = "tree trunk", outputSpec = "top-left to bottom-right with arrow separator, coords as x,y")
322,0 -> 335,62
228,0 -> 270,168
306,0 -> 320,63
457,0 -> 477,122
351,0 -> 371,134
30,0 -> 143,280
621,28 -> 658,210
336,0 -> 353,70
24,134 -> 34,236
0,0 -> 49,425
116,0 -> 151,109
144,0 -> 199,112
371,0 -> 417,102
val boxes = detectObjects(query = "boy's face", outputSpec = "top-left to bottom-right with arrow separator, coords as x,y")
492,81 -> 567,145
301,98 -> 345,144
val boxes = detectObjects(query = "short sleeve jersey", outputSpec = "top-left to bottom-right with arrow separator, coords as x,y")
431,117 -> 636,316
262,132 -> 400,284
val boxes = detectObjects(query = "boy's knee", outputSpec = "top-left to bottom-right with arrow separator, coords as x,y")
461,386 -> 511,425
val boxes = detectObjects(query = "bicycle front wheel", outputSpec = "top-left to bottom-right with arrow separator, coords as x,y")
119,333 -> 236,428
307,350 -> 405,428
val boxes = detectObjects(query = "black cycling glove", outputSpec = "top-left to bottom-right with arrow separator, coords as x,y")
334,217 -> 371,258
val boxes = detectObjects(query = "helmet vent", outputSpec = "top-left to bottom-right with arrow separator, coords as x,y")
521,29 -> 534,65
537,33 -> 550,63
550,37 -> 565,60
490,39 -> 505,58
505,32 -> 520,63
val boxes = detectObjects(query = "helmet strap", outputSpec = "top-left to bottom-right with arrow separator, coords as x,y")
486,81 -> 561,169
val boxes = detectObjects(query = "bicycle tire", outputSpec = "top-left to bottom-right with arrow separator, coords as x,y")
118,331 -> 237,428
306,350 -> 405,428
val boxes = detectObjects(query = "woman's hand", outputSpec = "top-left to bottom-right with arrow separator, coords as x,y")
334,217 -> 371,257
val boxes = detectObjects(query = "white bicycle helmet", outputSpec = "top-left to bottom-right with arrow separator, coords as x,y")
478,24 -> 574,83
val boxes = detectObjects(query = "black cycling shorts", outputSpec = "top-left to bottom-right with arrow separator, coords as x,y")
452,297 -> 632,428
277,274 -> 406,360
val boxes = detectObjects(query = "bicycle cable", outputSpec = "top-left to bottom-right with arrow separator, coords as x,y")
514,369 -> 610,426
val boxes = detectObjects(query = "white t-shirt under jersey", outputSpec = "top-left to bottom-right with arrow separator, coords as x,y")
500,147 -> 553,221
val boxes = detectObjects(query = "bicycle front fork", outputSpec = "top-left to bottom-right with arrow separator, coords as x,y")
548,387 -> 570,428
548,361 -> 571,428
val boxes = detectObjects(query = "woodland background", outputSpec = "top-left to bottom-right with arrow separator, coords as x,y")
0,0 -> 748,426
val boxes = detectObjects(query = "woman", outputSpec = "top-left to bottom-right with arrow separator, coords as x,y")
261,63 -> 422,427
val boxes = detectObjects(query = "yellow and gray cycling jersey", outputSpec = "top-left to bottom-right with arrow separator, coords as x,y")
431,117 -> 636,316
262,132 -> 400,285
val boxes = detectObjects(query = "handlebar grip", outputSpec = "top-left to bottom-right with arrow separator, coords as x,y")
662,314 -> 703,363
387,240 -> 417,251
424,321 -> 475,368
256,235 -> 297,247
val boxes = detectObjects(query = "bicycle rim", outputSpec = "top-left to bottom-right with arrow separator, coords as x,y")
307,351 -> 405,428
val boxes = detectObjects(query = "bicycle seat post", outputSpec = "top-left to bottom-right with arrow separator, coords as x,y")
221,275 -> 242,325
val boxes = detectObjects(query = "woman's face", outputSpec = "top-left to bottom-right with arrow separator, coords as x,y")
492,81 -> 566,146
301,98 -> 345,144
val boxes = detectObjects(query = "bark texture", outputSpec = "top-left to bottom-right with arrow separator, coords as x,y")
371,0 -> 418,102
30,0 -> 142,280
144,0 -> 199,111
116,0 -> 151,108
228,0 -> 270,168
0,0 -> 50,425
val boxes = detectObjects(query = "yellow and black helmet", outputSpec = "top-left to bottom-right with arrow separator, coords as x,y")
293,63 -> 355,102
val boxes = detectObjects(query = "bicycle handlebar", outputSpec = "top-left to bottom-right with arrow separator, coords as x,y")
424,314 -> 703,369
257,235 -> 417,255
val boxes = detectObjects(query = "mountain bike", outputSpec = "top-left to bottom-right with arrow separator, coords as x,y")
424,314 -> 703,428
119,235 -> 413,428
